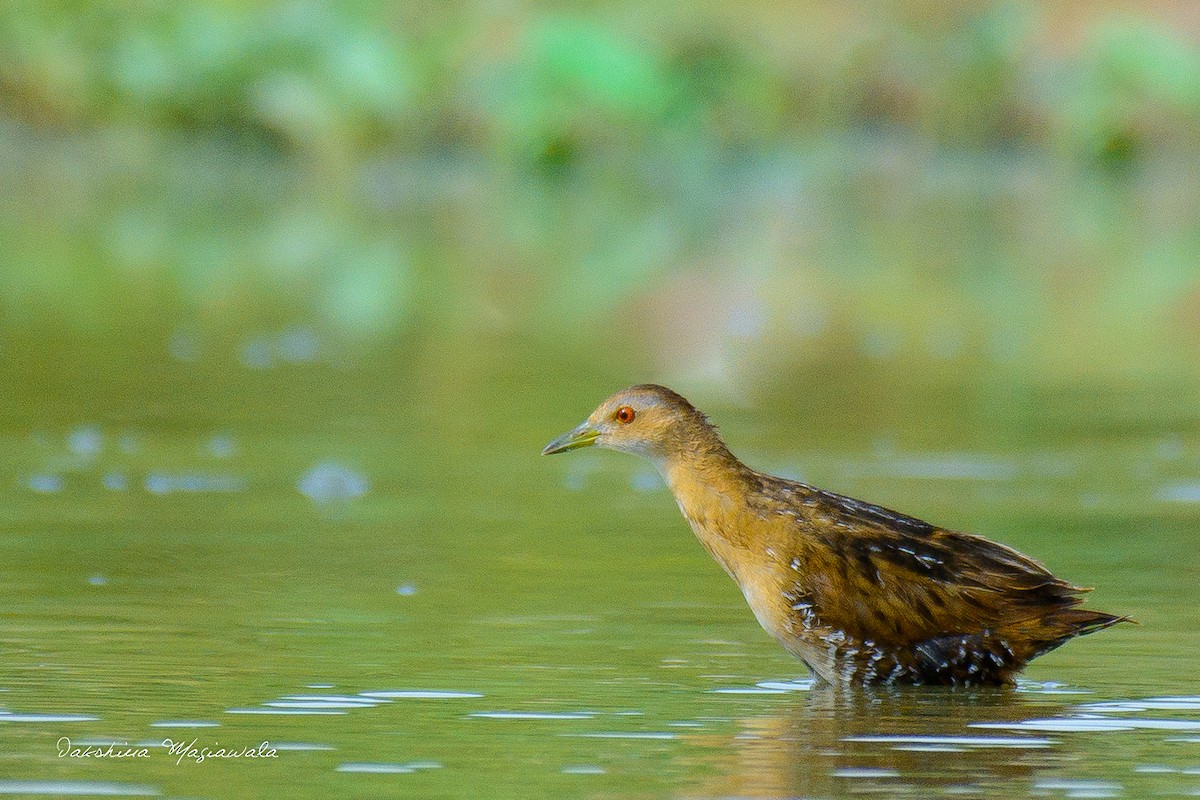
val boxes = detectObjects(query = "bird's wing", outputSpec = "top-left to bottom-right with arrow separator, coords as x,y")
781,486 -> 1089,648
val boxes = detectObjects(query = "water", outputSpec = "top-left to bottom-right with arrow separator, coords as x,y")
2,105 -> 1199,796
0,325 -> 1197,799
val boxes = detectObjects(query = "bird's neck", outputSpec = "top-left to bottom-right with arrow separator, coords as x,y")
661,445 -> 743,485
659,442 -> 754,536
657,442 -> 763,586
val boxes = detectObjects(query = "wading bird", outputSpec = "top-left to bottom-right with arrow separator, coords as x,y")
543,385 -> 1126,686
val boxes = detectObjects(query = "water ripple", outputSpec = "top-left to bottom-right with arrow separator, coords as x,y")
567,732 -> 676,740
0,712 -> 99,723
225,708 -> 346,716
0,780 -> 158,796
336,761 -> 441,774
361,690 -> 482,699
470,711 -> 594,720
831,767 -> 900,779
845,734 -> 1056,749
297,462 -> 369,503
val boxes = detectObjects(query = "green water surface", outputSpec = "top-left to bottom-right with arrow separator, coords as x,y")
0,325 -> 1198,799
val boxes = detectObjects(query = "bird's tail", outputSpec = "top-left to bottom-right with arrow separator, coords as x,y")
1030,608 -> 1132,659
1061,608 -> 1133,637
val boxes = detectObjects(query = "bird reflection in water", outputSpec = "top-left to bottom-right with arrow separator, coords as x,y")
682,686 -> 1060,798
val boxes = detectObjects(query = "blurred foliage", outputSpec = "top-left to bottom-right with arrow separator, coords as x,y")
0,2 -> 417,154
8,2 -> 1200,160
1,1 -> 1200,384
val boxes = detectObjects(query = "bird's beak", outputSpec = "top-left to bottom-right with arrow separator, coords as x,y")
542,421 -> 600,455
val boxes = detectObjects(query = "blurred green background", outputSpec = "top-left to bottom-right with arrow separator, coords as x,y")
2,0 -> 1199,384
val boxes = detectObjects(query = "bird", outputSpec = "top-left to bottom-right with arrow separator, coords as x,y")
542,384 -> 1128,687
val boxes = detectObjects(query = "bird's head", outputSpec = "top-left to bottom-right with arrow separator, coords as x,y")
542,384 -> 722,466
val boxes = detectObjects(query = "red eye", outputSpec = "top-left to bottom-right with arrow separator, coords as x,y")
615,406 -> 636,424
